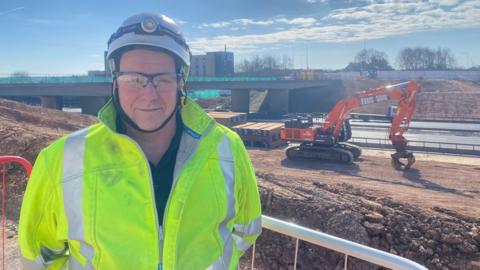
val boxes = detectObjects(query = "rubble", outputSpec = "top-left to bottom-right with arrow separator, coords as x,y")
245,148 -> 480,270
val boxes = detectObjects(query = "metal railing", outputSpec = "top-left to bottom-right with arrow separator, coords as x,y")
350,137 -> 480,155
252,215 -> 428,270
0,156 -> 32,270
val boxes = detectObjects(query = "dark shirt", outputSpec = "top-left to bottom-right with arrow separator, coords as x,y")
116,113 -> 183,224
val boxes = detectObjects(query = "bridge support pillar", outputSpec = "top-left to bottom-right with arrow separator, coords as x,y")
79,97 -> 109,116
41,96 -> 63,110
231,90 -> 250,113
264,89 -> 289,115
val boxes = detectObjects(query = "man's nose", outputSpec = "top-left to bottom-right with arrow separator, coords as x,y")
143,81 -> 159,97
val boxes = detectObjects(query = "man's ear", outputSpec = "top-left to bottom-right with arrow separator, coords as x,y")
112,79 -> 118,93
179,79 -> 185,91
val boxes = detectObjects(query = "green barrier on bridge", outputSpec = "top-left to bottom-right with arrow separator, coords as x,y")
187,90 -> 224,99
0,75 -> 277,84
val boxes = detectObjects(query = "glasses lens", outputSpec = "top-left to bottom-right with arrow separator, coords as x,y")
153,74 -> 177,91
117,73 -> 147,89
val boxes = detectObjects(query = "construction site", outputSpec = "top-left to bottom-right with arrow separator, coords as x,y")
1,79 -> 480,269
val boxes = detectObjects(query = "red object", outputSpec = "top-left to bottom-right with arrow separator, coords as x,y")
281,81 -> 420,146
0,156 -> 32,270
281,128 -> 315,141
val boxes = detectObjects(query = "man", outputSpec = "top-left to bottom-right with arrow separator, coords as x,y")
19,12 -> 262,270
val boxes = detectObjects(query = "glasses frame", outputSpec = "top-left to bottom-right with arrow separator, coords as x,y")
114,71 -> 182,92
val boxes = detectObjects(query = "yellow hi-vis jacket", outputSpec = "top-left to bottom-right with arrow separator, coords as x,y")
18,98 -> 262,270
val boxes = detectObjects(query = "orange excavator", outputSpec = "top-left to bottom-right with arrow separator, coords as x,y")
281,81 -> 420,169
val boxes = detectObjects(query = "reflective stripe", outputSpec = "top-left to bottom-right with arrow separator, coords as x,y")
20,256 -> 46,270
232,234 -> 251,253
20,245 -> 68,269
173,122 -> 214,185
207,136 -> 236,270
68,256 -> 84,269
234,217 -> 262,237
41,245 -> 69,265
62,128 -> 94,269
232,218 -> 262,253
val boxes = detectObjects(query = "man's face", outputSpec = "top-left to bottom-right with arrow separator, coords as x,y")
118,49 -> 178,131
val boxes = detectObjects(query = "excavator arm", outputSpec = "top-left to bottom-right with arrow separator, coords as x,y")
387,81 -> 419,169
321,81 -> 419,138
323,81 -> 419,168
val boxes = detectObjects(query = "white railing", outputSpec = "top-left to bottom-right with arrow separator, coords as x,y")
349,136 -> 480,156
251,215 -> 428,270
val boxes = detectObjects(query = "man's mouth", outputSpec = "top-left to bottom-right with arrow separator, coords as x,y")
137,108 -> 162,112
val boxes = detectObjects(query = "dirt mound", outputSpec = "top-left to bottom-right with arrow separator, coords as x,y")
0,98 -> 97,162
0,99 -> 97,267
341,80 -> 480,120
422,80 -> 480,93
1,98 -> 97,224
240,149 -> 480,270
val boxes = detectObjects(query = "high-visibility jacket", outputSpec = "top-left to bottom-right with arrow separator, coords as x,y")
18,98 -> 262,270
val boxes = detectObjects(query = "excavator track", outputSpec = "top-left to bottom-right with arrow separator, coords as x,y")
286,143 -> 354,164
334,142 -> 362,159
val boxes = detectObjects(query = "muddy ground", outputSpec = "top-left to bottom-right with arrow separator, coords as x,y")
238,149 -> 480,270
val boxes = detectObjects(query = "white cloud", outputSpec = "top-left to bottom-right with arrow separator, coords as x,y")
196,16 -> 317,29
306,0 -> 328,3
432,0 -> 461,6
28,18 -> 55,25
174,18 -> 187,25
285,17 -> 317,27
197,21 -> 232,29
0,6 -> 25,16
190,0 -> 480,54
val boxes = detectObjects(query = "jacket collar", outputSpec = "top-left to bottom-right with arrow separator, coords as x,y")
98,97 -> 214,137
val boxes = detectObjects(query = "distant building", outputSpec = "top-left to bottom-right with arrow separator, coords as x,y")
191,51 -> 234,77
207,51 -> 234,76
191,55 -> 208,77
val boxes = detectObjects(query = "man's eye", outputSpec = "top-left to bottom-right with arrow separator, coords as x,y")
155,75 -> 175,84
133,76 -> 143,84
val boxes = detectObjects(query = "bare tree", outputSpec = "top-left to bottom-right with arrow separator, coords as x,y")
344,48 -> 393,78
11,71 -> 33,83
236,55 -> 293,75
12,71 -> 30,77
397,47 -> 456,70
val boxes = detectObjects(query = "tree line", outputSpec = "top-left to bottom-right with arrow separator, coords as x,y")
236,46 -> 478,77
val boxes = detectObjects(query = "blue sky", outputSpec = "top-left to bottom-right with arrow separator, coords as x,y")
0,0 -> 479,74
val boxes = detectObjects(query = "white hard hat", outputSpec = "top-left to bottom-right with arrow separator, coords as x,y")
107,12 -> 190,75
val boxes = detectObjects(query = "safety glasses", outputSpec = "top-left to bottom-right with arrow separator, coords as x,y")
114,72 -> 181,92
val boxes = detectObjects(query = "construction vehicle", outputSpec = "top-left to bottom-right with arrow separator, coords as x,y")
281,81 -> 420,169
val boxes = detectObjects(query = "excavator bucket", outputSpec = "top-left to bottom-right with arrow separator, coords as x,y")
404,154 -> 416,170
390,152 -> 415,170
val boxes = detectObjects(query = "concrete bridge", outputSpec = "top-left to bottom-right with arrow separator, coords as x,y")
0,76 -> 341,115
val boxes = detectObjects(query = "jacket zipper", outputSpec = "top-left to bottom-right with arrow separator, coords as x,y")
160,136 -> 188,267
118,134 -> 163,265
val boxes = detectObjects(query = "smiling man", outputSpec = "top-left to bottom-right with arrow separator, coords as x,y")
19,12 -> 262,270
